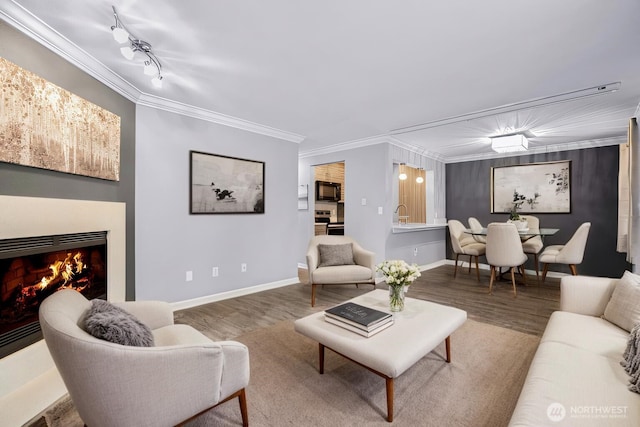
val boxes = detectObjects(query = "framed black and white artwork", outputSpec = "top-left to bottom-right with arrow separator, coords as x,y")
491,160 -> 571,214
190,150 -> 265,214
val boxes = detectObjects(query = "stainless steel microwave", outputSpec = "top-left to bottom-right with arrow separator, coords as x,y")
315,180 -> 341,201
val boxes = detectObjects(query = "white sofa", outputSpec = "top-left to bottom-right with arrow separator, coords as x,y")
509,275 -> 640,426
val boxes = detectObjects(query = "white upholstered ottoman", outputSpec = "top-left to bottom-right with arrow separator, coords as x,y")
294,289 -> 467,422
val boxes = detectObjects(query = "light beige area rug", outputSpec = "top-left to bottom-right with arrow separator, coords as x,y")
30,319 -> 539,427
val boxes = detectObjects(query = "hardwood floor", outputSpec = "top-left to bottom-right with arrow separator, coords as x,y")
174,264 -> 560,339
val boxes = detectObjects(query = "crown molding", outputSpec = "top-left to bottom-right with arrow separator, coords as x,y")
137,93 -> 305,143
444,135 -> 626,163
0,2 -> 305,144
298,134 -> 391,158
0,2 -> 141,103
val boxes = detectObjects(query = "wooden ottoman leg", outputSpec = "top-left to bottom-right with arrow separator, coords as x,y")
445,336 -> 451,363
386,377 -> 394,422
319,343 -> 325,374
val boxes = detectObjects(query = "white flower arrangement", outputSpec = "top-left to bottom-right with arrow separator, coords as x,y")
376,259 -> 421,288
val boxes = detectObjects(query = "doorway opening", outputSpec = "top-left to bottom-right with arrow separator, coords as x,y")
313,162 -> 345,236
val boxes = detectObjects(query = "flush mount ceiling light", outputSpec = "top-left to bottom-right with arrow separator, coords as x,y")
491,134 -> 529,153
110,6 -> 163,89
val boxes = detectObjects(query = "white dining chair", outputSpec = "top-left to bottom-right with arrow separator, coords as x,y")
519,215 -> 543,283
486,222 -> 528,297
448,219 -> 486,281
467,217 -> 487,243
540,222 -> 591,282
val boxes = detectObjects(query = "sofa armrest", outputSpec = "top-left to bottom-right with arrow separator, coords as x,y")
113,300 -> 175,329
560,275 -> 618,316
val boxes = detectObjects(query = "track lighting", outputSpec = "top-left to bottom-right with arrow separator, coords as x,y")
110,6 -> 163,88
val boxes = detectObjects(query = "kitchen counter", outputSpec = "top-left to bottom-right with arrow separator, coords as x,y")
392,223 -> 447,233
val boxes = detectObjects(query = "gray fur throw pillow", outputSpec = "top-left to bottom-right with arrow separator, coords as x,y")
84,299 -> 154,347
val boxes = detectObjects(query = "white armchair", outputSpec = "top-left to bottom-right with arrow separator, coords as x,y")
39,289 -> 250,427
306,235 -> 376,307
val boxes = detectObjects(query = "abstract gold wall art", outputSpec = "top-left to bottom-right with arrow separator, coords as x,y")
0,57 -> 121,181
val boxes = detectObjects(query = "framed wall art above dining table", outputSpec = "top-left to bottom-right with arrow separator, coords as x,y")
490,160 -> 571,214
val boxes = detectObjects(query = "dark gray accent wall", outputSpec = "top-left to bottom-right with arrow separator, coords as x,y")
446,145 -> 630,278
0,21 -> 136,299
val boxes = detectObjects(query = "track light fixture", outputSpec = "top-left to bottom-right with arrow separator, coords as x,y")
110,6 -> 163,88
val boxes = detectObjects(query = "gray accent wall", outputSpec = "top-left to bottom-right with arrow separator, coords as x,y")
446,145 -> 630,277
0,22 -> 137,299
135,106 -> 299,302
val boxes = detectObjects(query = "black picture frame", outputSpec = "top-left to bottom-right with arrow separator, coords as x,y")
190,150 -> 265,214
491,160 -> 571,214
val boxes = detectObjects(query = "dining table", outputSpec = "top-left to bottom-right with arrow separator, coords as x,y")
464,227 -> 559,242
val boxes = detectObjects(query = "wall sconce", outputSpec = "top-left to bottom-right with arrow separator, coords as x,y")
491,134 -> 529,153
110,6 -> 163,89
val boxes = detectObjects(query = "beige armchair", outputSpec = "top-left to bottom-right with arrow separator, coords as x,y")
486,222 -> 528,297
448,219 -> 486,281
39,289 -> 249,427
306,235 -> 376,307
540,222 -> 591,281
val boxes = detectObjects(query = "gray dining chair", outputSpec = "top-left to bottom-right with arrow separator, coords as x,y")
486,222 -> 528,297
519,215 -> 544,283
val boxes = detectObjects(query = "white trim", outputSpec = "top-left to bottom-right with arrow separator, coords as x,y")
0,2 -> 305,144
170,276 -> 299,311
443,259 -> 568,279
137,94 -> 305,143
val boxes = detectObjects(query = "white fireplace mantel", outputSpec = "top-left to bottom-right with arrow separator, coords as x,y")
0,195 -> 127,426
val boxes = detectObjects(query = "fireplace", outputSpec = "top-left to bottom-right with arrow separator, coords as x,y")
0,232 -> 107,358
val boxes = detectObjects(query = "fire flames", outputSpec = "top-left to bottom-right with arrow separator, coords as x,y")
17,252 -> 90,306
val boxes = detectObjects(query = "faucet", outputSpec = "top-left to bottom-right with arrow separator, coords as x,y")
394,204 -> 408,224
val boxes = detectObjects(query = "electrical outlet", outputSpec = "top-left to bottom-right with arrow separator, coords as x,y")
212,267 -> 219,277
241,263 -> 247,273
186,271 -> 193,282
413,247 -> 418,256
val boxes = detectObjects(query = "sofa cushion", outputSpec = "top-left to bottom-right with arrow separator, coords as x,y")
604,271 -> 640,332
318,243 -> 355,267
509,311 -> 640,426
84,299 -> 154,347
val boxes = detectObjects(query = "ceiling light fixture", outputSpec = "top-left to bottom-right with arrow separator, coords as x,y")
110,5 -> 163,89
399,163 -> 407,180
491,134 -> 529,153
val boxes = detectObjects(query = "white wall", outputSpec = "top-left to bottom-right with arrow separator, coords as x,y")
298,143 -> 447,267
135,106 -> 299,302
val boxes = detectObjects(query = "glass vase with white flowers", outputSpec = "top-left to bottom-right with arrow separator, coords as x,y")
376,260 -> 421,312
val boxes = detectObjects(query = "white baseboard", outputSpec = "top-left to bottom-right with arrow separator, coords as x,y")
443,259 -> 567,279
170,276 -> 300,311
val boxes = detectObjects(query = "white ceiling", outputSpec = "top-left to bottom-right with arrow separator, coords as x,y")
2,0 -> 640,162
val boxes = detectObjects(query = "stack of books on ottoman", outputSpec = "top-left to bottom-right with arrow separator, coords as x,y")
324,302 -> 393,337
